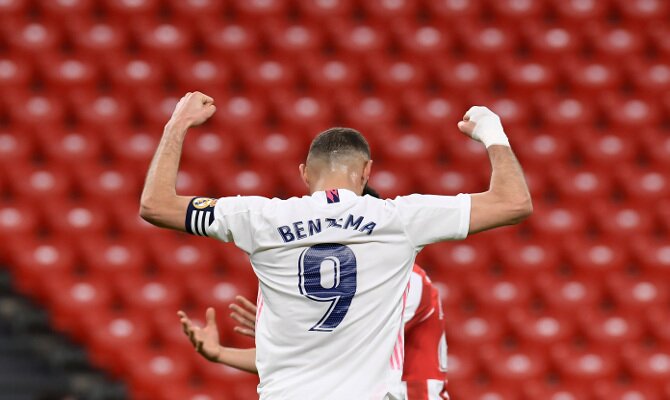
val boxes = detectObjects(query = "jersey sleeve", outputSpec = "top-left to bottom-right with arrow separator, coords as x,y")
389,193 -> 471,248
184,196 -> 270,253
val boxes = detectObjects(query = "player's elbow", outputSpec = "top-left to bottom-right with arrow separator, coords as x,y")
139,199 -> 162,226
506,194 -> 533,224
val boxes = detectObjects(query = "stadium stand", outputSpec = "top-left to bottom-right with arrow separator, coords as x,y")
0,0 -> 669,399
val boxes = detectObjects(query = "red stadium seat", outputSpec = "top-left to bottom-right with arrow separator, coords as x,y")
72,93 -> 134,134
80,237 -> 148,280
82,310 -> 154,375
403,91 -> 463,133
592,202 -> 655,241
526,205 -> 589,241
329,22 -> 390,62
181,128 -> 239,170
149,237 -> 216,281
490,0 -> 545,22
508,309 -> 577,350
378,130 -> 439,165
135,21 -> 194,63
7,93 -> 67,130
551,344 -> 621,384
550,166 -> 615,204
239,57 -> 299,94
40,0 -> 94,21
273,94 -> 334,136
0,0 -> 29,25
200,361 -> 259,396
468,276 -> 533,312
523,24 -> 583,64
102,0 -> 160,21
43,200 -> 110,243
38,129 -> 104,172
422,241 -> 492,282
368,58 -> 429,96
575,131 -> 637,169
641,129 -> 670,170
607,273 -> 669,313
649,23 -> 670,61
212,94 -> 269,132
105,56 -> 166,98
170,57 -> 232,95
340,95 -> 399,139
4,20 -> 63,58
212,166 -> 278,198
602,96 -> 661,132
499,59 -> 558,97
536,96 -> 598,133
631,237 -> 670,280
586,25 -> 646,63
8,239 -> 78,298
536,275 -> 603,314
361,0 -> 419,22
125,349 -> 193,400
613,0 -> 668,26
116,275 -> 185,315
113,199 -> 172,242
0,202 -> 40,251
76,165 -> 141,208
449,381 -> 521,400
435,60 -> 494,94
414,165 -> 485,196
514,132 -> 572,172
427,0 -> 483,25
39,55 -> 101,98
367,167 -> 414,198
0,129 -> 34,170
68,20 -> 129,58
431,279 -> 467,316
6,165 -> 72,202
522,381 -> 591,400
496,238 -> 562,278
167,0 -> 226,22
578,309 -> 646,347
302,56 -> 363,98
458,24 -> 519,63
42,274 -> 114,339
647,307 -> 670,345
446,349 -> 480,383
442,130 -> 490,171
297,0 -> 353,20
393,23 -> 452,62
627,60 -> 670,96
241,128 -> 306,173
0,55 -> 34,91
107,127 -> 161,171
480,345 -> 549,383
593,381 -> 663,400
199,21 -> 261,59
265,22 -> 325,58
564,238 -> 629,279
562,59 -> 623,97
617,166 -> 670,206
159,383 -> 232,400
445,312 -> 507,348
175,166 -> 212,196
622,344 -> 670,392
231,0 -> 289,23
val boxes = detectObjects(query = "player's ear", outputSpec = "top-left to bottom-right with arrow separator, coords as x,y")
362,159 -> 373,184
299,163 -> 309,188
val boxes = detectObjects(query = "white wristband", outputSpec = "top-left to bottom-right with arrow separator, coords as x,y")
465,106 -> 510,148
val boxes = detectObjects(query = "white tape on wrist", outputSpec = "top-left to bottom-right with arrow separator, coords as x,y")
465,106 -> 511,148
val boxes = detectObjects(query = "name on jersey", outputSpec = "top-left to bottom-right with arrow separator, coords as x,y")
277,214 -> 377,243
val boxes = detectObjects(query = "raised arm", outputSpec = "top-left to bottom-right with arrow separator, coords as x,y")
139,92 -> 216,231
458,106 -> 533,234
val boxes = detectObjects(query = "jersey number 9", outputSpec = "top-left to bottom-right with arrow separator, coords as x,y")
298,244 -> 357,332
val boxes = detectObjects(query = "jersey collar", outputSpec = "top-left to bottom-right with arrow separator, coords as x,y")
311,188 -> 359,204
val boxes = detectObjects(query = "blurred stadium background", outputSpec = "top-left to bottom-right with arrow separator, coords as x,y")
0,0 -> 669,399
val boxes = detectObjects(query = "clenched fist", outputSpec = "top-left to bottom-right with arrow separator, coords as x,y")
169,91 -> 216,128
457,106 -> 510,148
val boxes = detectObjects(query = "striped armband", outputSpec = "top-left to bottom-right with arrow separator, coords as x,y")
185,197 -> 217,236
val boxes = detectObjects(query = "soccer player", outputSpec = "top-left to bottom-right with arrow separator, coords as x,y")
140,91 -> 531,399
180,186 -> 451,399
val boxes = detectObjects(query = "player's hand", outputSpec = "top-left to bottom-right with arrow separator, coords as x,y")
169,91 -> 216,128
229,295 -> 257,338
178,308 -> 221,362
457,106 -> 509,148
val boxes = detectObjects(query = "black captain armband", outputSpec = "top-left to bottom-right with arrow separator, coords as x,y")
185,197 -> 217,236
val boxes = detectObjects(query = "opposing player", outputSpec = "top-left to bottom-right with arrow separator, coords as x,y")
180,186 -> 451,400
140,91 -> 531,399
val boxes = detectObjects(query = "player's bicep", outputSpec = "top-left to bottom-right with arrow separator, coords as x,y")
140,195 -> 192,232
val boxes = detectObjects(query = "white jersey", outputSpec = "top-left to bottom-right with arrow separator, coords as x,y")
189,189 -> 470,400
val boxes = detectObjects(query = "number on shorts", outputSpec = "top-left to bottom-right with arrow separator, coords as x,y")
298,243 -> 357,332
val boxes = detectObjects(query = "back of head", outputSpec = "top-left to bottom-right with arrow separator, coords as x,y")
307,127 -> 371,165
